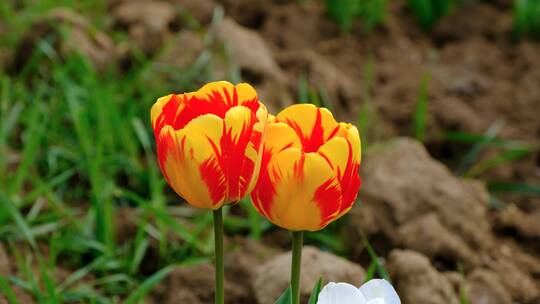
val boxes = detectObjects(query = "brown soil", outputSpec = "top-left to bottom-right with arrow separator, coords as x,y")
219,0 -> 540,183
5,0 -> 540,303
348,138 -> 540,303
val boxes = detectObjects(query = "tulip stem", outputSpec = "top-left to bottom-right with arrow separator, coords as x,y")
291,231 -> 304,304
213,207 -> 224,304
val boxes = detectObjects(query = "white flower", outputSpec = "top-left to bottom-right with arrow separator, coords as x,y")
317,279 -> 400,304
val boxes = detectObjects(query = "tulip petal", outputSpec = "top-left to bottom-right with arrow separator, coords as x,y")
250,122 -> 302,218
262,122 -> 302,154
359,279 -> 400,304
179,113 -> 228,206
318,125 -> 361,218
245,103 -> 268,194
317,282 -> 367,304
338,126 -> 361,216
255,148 -> 342,231
276,104 -> 340,153
153,82 -> 260,132
318,136 -> 349,178
151,93 -> 193,137
197,81 -> 259,108
157,120 -> 225,209
220,105 -> 258,201
346,124 -> 361,164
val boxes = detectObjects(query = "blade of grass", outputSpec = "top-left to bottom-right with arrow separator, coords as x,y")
8,98 -> 46,197
0,193 -> 37,248
119,188 -> 207,254
487,182 -> 540,196
307,278 -> 323,304
274,285 -> 292,304
363,236 -> 390,281
455,119 -> 505,176
465,144 -> 538,177
458,264 -> 468,304
38,255 -> 60,304
58,256 -> 108,291
0,275 -> 20,304
124,265 -> 176,304
364,260 -> 377,282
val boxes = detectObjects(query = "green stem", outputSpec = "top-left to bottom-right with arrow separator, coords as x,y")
291,231 -> 304,304
213,208 -> 224,304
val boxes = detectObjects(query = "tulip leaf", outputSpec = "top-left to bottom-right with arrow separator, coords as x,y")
274,285 -> 292,304
308,278 -> 323,304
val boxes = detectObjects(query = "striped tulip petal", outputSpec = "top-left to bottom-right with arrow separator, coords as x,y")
151,81 -> 267,209
259,148 -> 342,231
157,115 -> 226,209
251,104 -> 361,231
276,104 -> 341,152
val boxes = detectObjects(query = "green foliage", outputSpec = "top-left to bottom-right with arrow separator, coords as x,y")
274,286 -> 293,304
124,265 -> 176,304
308,278 -> 323,304
447,120 -> 540,178
0,10 -> 223,298
458,264 -> 468,304
324,0 -> 387,32
273,279 -> 322,304
0,275 -> 20,304
465,143 -> 537,177
487,182 -> 540,196
363,237 -> 390,281
408,0 -> 453,30
513,0 -> 540,39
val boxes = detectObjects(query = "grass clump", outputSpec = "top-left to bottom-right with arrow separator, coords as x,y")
408,0 -> 453,30
513,0 -> 540,39
324,0 -> 387,32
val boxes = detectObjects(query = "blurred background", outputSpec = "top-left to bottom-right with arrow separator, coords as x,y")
0,0 -> 539,303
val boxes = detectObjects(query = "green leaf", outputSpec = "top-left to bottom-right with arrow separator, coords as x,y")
364,260 -> 377,282
274,285 -> 292,304
487,182 -> 540,196
308,278 -> 323,304
465,144 -> 537,177
0,275 -> 20,304
455,119 -> 505,176
363,237 -> 390,281
124,265 -> 176,304
0,193 -> 37,248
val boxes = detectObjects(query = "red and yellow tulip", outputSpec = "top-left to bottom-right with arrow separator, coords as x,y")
251,104 -> 361,231
151,81 -> 268,209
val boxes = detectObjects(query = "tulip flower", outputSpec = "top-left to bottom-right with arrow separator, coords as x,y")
151,81 -> 268,304
250,103 -> 361,304
151,81 -> 268,210
317,279 -> 400,304
251,104 -> 361,231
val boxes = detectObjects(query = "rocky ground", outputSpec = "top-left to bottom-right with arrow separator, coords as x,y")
1,0 -> 539,303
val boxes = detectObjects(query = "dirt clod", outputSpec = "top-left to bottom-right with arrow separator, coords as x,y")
215,18 -> 292,111
348,138 -> 493,267
253,246 -> 365,304
13,8 -> 116,72
388,250 -> 459,304
153,263 -> 251,304
112,1 -> 175,55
